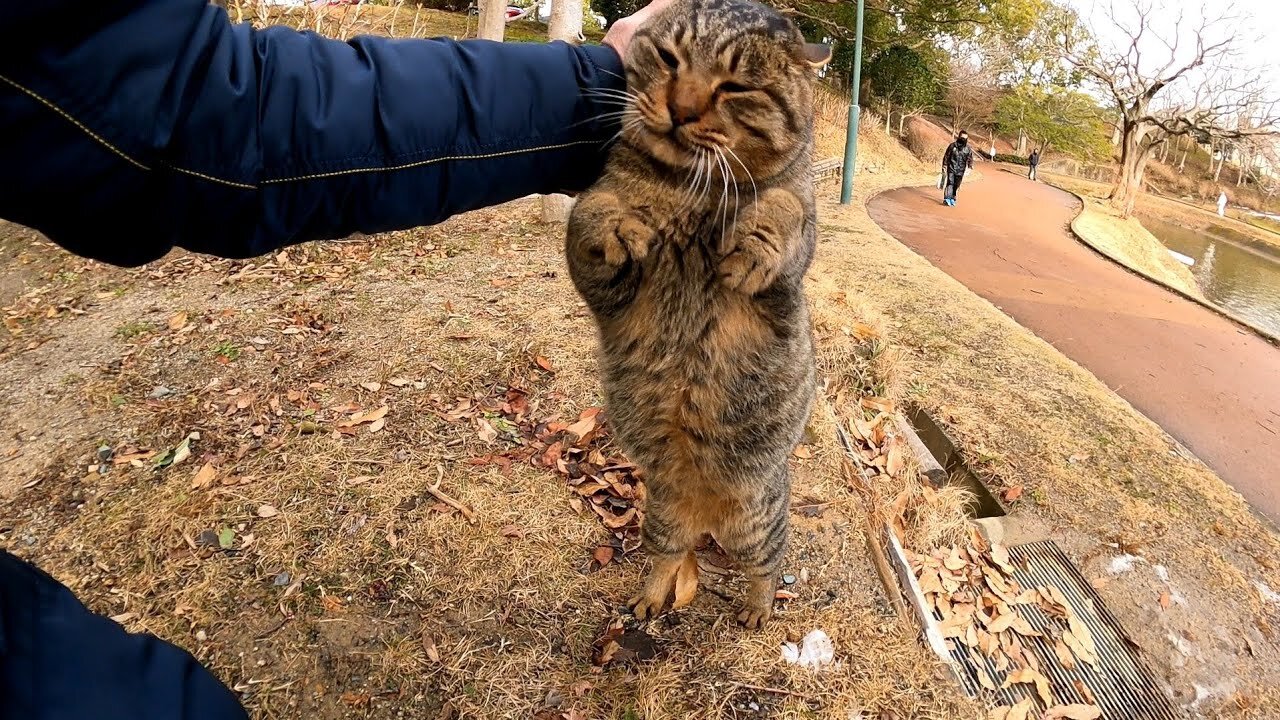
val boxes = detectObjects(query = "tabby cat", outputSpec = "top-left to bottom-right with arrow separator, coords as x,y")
565,0 -> 829,628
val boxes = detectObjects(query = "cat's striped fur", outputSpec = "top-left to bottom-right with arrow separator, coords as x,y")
565,0 -> 828,628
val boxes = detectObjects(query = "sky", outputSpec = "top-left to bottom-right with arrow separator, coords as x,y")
1060,0 -> 1280,88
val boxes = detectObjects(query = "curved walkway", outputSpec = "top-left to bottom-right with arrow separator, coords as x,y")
868,169 -> 1280,523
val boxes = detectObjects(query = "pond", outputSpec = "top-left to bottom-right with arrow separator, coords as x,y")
1141,217 -> 1280,338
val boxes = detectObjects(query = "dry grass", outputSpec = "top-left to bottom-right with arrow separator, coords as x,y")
1065,193 -> 1204,299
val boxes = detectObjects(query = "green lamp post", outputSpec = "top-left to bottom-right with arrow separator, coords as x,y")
839,0 -> 866,205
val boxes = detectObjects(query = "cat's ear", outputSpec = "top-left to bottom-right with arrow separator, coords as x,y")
801,42 -> 832,69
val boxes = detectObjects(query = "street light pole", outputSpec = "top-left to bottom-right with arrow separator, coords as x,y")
839,0 -> 866,205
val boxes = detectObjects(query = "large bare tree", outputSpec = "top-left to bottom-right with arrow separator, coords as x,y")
1059,1 -> 1280,216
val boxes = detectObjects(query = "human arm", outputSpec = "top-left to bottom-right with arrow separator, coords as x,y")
0,0 -> 627,267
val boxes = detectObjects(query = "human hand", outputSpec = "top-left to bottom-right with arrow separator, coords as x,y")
602,0 -> 677,59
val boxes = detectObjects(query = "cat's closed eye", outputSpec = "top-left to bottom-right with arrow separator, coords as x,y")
656,46 -> 680,70
716,81 -> 753,95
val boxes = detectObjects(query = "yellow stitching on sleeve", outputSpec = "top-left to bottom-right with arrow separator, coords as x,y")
262,140 -> 601,184
169,164 -> 257,190
0,72 -> 150,171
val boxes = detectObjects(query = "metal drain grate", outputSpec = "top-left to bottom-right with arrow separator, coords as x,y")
945,540 -> 1182,719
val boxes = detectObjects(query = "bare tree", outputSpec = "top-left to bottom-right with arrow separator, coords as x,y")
477,0 -> 506,41
1059,1 -> 1280,216
944,55 -> 1001,133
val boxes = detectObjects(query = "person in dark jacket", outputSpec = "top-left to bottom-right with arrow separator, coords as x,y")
941,130 -> 974,207
1028,148 -> 1041,181
0,0 -> 670,717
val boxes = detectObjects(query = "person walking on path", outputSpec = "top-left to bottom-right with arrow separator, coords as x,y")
1218,191 -> 1228,217
1028,148 -> 1040,181
941,130 -> 975,206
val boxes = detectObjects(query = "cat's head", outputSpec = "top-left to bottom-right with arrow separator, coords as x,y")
620,0 -> 830,182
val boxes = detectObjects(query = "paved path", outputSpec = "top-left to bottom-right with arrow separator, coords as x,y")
868,168 -> 1280,523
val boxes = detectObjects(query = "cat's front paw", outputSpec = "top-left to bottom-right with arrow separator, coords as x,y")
583,214 -> 654,268
628,591 -> 668,622
736,603 -> 773,630
719,243 -> 781,294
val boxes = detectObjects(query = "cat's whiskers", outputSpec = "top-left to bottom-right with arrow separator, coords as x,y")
722,145 -> 759,223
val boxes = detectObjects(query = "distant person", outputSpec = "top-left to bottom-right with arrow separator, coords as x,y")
941,130 -> 975,207
1028,148 -> 1040,181
1218,191 -> 1228,217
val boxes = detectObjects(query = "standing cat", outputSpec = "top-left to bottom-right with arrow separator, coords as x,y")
565,0 -> 829,628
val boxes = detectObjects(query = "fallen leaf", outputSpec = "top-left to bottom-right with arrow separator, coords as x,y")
360,381 -> 382,392
217,527 -> 235,549
602,507 -> 637,529
190,463 -> 217,490
990,543 -> 1016,575
1043,705 -> 1102,720
565,408 -> 601,441
1002,667 -> 1052,705
339,692 -> 370,707
1003,486 -> 1024,502
168,311 -> 188,330
987,708 -> 1010,720
1006,699 -> 1034,720
257,504 -> 279,518
592,546 -> 614,568
337,405 -> 389,428
113,450 -> 156,465
422,635 -> 440,663
860,396 -> 894,413
1158,591 -> 1171,611
535,355 -> 554,372
477,419 -> 498,443
885,441 -> 904,476
975,666 -> 996,691
346,475 -> 374,485
389,377 -> 412,387
500,524 -> 526,539
1054,639 -> 1078,670
321,595 -> 345,613
792,444 -> 813,459
672,551 -> 698,609
368,417 -> 386,433
944,547 -> 966,571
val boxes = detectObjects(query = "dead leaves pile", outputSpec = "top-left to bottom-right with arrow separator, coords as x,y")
842,396 -> 907,480
910,539 -> 1104,719
437,383 -> 645,568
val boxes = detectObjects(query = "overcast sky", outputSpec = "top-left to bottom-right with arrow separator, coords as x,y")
1061,0 -> 1280,86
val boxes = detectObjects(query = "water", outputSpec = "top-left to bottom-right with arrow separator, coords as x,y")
1141,217 -> 1280,337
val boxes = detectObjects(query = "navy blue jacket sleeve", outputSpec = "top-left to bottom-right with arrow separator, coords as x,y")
1,551 -> 248,720
0,0 -> 626,267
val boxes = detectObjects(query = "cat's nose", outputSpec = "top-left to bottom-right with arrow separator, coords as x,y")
667,84 -> 708,127
668,98 -> 703,127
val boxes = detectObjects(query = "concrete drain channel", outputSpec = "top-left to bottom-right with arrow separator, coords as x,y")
840,406 -> 1181,718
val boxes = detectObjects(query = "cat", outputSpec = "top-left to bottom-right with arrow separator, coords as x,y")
565,0 -> 829,628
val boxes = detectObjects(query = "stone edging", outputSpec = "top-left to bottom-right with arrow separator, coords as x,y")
1052,185 -> 1280,347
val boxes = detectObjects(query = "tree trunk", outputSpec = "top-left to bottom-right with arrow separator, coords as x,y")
477,0 -> 506,40
1017,129 -> 1027,155
885,102 -> 892,134
1108,121 -> 1150,217
898,113 -> 906,137
1213,149 -> 1225,182
1179,148 -> 1188,173
541,0 -> 583,223
547,0 -> 583,43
